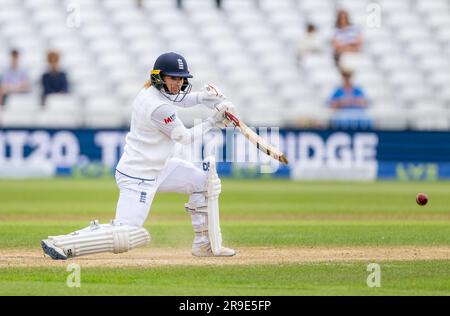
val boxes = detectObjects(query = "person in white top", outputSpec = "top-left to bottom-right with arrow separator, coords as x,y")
331,9 -> 363,65
297,23 -> 323,61
41,52 -> 236,259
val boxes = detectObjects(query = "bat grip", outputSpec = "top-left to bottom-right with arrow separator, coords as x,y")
224,111 -> 240,127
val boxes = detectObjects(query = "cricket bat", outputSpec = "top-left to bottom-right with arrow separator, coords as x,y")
224,111 -> 289,165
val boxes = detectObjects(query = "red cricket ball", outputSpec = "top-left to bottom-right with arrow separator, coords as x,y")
416,193 -> 428,206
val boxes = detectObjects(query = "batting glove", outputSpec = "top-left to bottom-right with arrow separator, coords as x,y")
207,101 -> 236,129
199,84 -> 227,109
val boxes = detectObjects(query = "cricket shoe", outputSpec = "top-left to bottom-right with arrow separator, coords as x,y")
41,239 -> 68,260
192,242 -> 236,257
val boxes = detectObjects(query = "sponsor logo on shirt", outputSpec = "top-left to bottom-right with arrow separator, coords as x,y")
164,113 -> 176,124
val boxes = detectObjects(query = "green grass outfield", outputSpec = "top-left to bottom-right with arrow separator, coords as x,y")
0,179 -> 449,295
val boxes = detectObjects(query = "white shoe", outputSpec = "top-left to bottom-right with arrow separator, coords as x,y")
41,239 -> 68,260
192,243 -> 236,257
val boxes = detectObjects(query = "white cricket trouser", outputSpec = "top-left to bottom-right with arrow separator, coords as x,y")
115,158 -> 208,227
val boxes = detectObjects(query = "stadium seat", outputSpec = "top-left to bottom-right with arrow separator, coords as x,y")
45,95 -> 80,112
148,10 -> 185,26
82,23 -> 116,40
68,65 -> 99,82
74,80 -> 110,98
339,53 -> 374,72
243,107 -> 284,128
63,0 -> 99,8
396,27 -> 431,44
4,94 -> 42,110
301,54 -> 335,70
367,105 -> 408,130
0,7 -> 25,25
119,24 -> 154,41
108,66 -> 141,85
111,9 -> 146,26
308,68 -> 341,89
1,23 -> 35,39
436,28 -> 450,45
388,70 -> 424,88
36,110 -> 83,128
1,109 -> 42,127
440,88 -> 450,107
222,0 -> 256,11
429,69 -> 450,90
367,41 -> 401,58
266,9 -> 302,29
8,36 -> 44,54
84,96 -> 125,128
102,0 -> 135,11
182,0 -> 217,12
190,10 -> 225,27
49,37 -> 84,53
278,24 -> 305,43
397,87 -> 432,106
31,8 -> 65,25
299,0 -> 333,13
116,81 -> 142,101
0,0 -> 19,8
418,55 -> 450,73
378,54 -> 414,72
141,0 -> 177,10
1,94 -> 42,127
408,106 -> 450,131
77,9 -> 106,25
425,12 -> 450,31
23,0 -> 57,10
416,0 -> 449,14
378,0 -> 410,13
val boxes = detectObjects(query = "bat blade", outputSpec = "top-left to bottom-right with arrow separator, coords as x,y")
224,111 -> 288,165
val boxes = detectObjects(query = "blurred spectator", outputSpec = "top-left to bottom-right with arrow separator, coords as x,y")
328,67 -> 371,128
297,23 -> 323,62
176,0 -> 221,10
331,9 -> 363,65
0,50 -> 31,106
41,51 -> 69,105
136,0 -> 143,8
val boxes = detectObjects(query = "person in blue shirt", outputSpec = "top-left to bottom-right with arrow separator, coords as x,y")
41,51 -> 69,105
329,68 -> 371,129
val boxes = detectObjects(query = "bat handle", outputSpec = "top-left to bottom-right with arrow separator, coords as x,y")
224,111 -> 239,127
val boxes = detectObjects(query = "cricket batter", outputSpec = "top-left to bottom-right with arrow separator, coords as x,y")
41,52 -> 236,259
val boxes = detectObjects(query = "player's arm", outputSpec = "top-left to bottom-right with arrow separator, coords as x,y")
176,92 -> 201,108
151,103 -> 233,145
177,83 -> 227,109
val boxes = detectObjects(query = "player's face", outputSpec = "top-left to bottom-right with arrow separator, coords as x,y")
163,76 -> 184,94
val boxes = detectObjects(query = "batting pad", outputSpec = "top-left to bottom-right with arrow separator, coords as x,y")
206,156 -> 223,255
48,223 -> 150,258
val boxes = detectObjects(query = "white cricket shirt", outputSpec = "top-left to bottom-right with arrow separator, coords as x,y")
116,86 -> 201,180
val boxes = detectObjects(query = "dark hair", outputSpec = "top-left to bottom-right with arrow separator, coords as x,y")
306,23 -> 316,33
10,49 -> 19,57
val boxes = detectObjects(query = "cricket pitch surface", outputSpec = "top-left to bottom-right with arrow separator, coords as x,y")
1,246 -> 450,268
